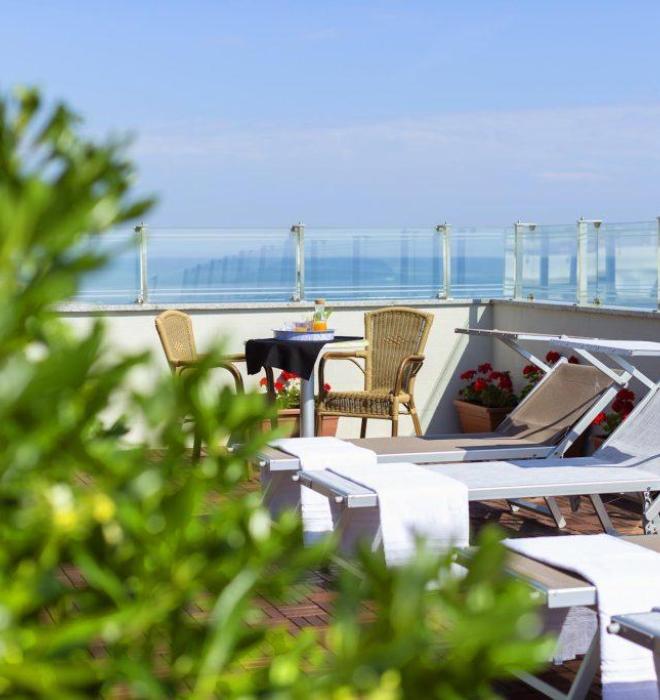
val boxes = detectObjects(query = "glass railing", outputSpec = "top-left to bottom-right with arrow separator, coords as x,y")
76,230 -> 140,304
591,222 -> 658,309
450,226 -> 512,298
519,224 -> 578,302
305,228 -> 442,300
74,220 -> 660,312
145,228 -> 295,303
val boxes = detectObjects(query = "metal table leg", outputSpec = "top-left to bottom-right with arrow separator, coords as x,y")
300,374 -> 316,437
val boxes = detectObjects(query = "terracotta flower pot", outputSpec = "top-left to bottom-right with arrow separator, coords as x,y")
261,410 -> 339,437
262,408 -> 300,437
317,415 -> 339,437
454,399 -> 511,433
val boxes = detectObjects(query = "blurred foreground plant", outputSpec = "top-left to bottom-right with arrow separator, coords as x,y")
0,88 -> 552,698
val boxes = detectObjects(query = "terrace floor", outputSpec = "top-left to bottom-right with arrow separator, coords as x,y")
242,475 -> 644,699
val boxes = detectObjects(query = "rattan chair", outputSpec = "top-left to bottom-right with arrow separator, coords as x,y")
317,307 -> 433,437
155,309 -> 274,459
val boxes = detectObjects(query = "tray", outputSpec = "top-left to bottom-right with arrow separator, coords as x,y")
273,329 -> 335,342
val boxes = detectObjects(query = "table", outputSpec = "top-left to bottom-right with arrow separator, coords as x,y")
245,336 -> 362,437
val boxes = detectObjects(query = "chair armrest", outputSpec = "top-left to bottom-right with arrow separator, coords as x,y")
194,352 -> 246,364
318,351 -> 367,400
174,356 -> 246,393
394,354 -> 426,395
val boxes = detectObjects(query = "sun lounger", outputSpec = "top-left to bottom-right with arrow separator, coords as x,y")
295,385 -> 660,539
260,332 -> 659,528
502,534 -> 660,700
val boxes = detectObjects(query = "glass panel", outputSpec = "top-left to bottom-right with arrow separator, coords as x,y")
451,227 -> 511,298
592,222 -> 658,309
305,228 -> 441,300
75,230 -> 140,304
520,224 -> 577,302
146,228 -> 295,303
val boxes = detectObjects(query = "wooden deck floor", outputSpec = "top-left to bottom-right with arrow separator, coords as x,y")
248,481 -> 644,699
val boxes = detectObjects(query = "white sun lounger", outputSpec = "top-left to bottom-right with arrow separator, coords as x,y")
502,535 -> 660,700
260,333 -> 660,531
295,383 -> 660,539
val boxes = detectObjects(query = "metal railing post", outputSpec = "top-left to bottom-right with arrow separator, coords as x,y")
435,223 -> 451,299
290,222 -> 305,301
512,221 -> 535,299
576,217 -> 589,305
576,218 -> 601,305
135,222 -> 148,304
657,217 -> 660,310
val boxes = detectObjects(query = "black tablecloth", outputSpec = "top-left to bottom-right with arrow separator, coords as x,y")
245,336 -> 361,381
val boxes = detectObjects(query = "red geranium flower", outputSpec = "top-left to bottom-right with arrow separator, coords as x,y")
523,364 -> 539,376
618,401 -> 634,417
616,388 -> 635,402
568,355 -> 580,364
473,378 -> 488,392
274,381 -> 285,393
323,383 -> 331,392
545,351 -> 561,364
259,377 -> 268,387
592,411 -> 607,426
498,374 -> 513,390
478,363 -> 493,374
460,370 -> 477,381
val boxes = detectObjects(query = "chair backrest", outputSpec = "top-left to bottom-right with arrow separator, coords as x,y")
364,307 -> 433,391
597,387 -> 660,464
155,310 -> 197,372
496,362 -> 613,444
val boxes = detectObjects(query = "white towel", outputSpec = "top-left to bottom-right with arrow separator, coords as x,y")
329,461 -> 470,567
271,437 -> 377,544
505,534 -> 660,700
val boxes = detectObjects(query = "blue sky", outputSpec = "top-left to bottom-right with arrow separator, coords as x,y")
2,1 -> 660,226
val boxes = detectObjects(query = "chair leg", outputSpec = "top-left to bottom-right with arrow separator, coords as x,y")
391,400 -> 400,437
408,400 -> 423,436
192,429 -> 202,463
360,418 -> 368,438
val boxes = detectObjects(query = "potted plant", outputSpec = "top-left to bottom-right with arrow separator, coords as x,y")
590,388 -> 636,452
260,371 -> 338,437
454,363 -> 518,433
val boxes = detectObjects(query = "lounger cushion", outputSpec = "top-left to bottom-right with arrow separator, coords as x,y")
496,363 -> 613,443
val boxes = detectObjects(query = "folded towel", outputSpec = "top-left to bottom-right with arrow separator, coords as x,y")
329,461 -> 470,567
505,534 -> 660,700
272,437 -> 377,544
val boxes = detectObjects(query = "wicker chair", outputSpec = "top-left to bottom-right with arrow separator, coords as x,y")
155,309 -> 274,460
317,307 -> 433,437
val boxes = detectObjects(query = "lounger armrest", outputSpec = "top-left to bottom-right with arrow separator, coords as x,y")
318,351 -> 367,400
394,354 -> 426,395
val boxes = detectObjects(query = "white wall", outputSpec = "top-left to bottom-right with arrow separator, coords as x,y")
61,300 -> 493,440
61,298 -> 660,443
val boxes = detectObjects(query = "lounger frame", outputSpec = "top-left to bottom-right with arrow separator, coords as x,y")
482,535 -> 659,700
295,467 -> 660,535
609,610 -> 660,654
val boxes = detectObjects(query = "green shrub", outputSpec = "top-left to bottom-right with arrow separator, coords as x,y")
0,87 -> 553,698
